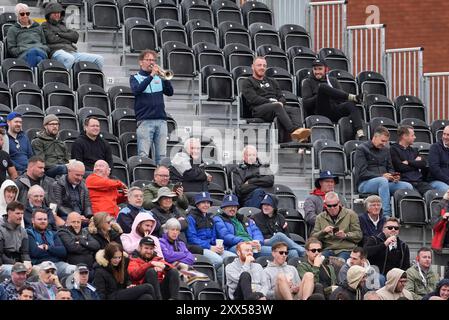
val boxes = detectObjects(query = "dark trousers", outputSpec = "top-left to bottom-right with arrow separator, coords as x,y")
114,283 -> 155,300
410,181 -> 434,196
252,103 -> 302,133
313,84 -> 363,131
233,272 -> 264,300
145,268 -> 180,300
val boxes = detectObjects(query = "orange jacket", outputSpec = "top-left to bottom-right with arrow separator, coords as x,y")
86,173 -> 127,218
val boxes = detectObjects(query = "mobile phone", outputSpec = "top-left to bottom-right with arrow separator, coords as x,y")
173,182 -> 182,191
333,226 -> 339,234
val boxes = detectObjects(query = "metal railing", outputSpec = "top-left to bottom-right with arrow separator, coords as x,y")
423,72 -> 449,122
346,24 -> 385,76
307,0 -> 347,53
385,47 -> 424,100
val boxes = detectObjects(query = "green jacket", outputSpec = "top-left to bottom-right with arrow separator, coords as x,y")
31,130 -> 69,169
311,207 -> 362,254
405,264 -> 439,300
142,182 -> 189,211
7,21 -> 49,58
297,259 -> 337,295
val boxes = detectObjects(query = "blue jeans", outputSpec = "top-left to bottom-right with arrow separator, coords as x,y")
322,250 -> 351,261
430,180 -> 449,192
52,49 -> 104,70
137,119 -> 167,164
358,177 -> 413,216
20,48 -> 48,68
263,232 -> 305,257
45,165 -> 68,178
243,188 -> 267,208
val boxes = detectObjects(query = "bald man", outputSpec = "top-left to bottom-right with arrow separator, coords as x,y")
86,160 -> 128,218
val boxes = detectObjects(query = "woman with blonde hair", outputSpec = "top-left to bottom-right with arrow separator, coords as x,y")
88,212 -> 123,249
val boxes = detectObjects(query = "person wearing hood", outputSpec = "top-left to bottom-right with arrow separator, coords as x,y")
301,58 -> 365,140
422,278 -> 449,300
70,117 -> 113,173
120,211 -> 163,257
159,218 -> 194,266
263,242 -> 315,300
31,115 -> 69,179
364,217 -> 410,276
232,145 -> 274,208
252,194 -> 305,257
128,237 -> 179,300
359,195 -> 385,246
93,242 -> 155,300
0,180 -> 19,216
41,2 -> 104,70
130,49 -> 173,164
405,247 -> 439,300
304,170 -> 346,231
0,126 -> 17,185
376,268 -> 413,300
186,192 -> 236,273
214,193 -> 271,257
117,186 -> 153,234
88,212 -> 123,250
6,3 -> 49,67
330,265 -> 367,300
57,212 -> 101,269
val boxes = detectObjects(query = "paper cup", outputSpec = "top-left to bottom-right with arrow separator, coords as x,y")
216,239 -> 224,247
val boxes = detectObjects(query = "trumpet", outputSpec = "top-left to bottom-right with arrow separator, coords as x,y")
151,64 -> 174,80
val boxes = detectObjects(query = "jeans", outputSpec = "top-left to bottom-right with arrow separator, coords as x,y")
321,250 -> 351,261
137,119 -> 167,164
358,177 -> 413,216
243,188 -> 267,208
52,49 -> 104,70
20,48 -> 48,68
430,180 -> 449,192
45,165 -> 68,178
263,232 -> 306,257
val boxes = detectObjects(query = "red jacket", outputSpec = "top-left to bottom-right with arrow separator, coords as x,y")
86,173 -> 127,218
128,254 -> 169,284
432,208 -> 448,252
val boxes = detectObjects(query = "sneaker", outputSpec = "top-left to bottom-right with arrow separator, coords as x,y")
291,128 -> 311,142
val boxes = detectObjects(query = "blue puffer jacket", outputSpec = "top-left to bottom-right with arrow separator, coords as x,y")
213,213 -> 264,249
186,208 -> 216,249
428,140 -> 449,185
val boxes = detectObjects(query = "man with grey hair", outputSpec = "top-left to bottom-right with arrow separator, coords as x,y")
24,185 -> 64,231
117,186 -> 155,234
169,137 -> 212,192
359,195 -> 385,245
52,160 -> 92,222
312,191 -> 362,261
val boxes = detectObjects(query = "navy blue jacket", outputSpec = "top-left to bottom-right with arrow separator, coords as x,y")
428,140 -> 449,185
8,131 -> 33,173
27,227 -> 67,265
358,213 -> 385,245
70,284 -> 100,300
130,70 -> 173,122
213,213 -> 264,249
116,204 -> 150,234
390,143 -> 426,183
186,208 -> 216,249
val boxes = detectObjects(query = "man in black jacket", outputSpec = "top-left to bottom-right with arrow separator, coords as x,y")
241,56 -> 310,142
363,217 -> 410,276
390,125 -> 433,196
302,59 -> 365,140
232,145 -> 274,207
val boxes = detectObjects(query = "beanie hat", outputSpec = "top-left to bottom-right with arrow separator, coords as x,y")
43,114 -> 59,126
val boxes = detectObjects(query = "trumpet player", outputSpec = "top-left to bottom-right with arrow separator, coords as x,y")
130,50 -> 174,164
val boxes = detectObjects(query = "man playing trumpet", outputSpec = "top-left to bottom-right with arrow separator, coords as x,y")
130,50 -> 174,164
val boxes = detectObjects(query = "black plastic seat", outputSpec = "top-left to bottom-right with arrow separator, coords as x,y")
117,0 -> 149,22
1,58 -> 34,87
180,0 -> 213,25
77,107 -> 110,133
193,42 -> 225,71
218,21 -> 250,48
108,85 -> 135,111
155,18 -> 187,47
265,67 -> 293,93
185,19 -> 217,47
123,18 -> 156,54
395,95 -> 426,122
256,44 -> 289,72
10,81 -> 43,109
279,24 -> 311,51
287,46 -> 316,74
248,22 -> 280,49
223,43 -> 254,71
111,108 -> 137,137
77,84 -> 110,115
211,0 -> 242,26
357,71 -> 388,96
14,104 -> 44,131
200,65 -> 234,101
318,47 -> 349,71
162,41 -> 196,77
148,0 -> 179,25
73,61 -> 104,90
46,106 -> 78,131
241,0 -> 273,27
365,94 -> 396,122
42,82 -> 76,112
120,132 -> 138,160
37,59 -> 71,88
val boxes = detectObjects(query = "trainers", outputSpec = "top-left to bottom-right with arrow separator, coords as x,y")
291,128 -> 311,142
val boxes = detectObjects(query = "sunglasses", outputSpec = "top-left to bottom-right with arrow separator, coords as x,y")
308,248 -> 322,253
276,251 -> 288,256
385,226 -> 399,230
325,203 -> 339,208
45,269 -> 56,274
20,12 -> 30,16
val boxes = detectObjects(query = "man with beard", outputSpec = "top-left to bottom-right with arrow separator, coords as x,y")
7,112 -> 33,174
32,115 -> 70,178
0,262 -> 31,300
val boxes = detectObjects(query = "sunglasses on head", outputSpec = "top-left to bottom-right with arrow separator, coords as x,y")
385,226 -> 399,230
325,203 -> 339,208
45,269 -> 56,274
277,251 -> 288,256
308,248 -> 322,253
20,12 -> 30,16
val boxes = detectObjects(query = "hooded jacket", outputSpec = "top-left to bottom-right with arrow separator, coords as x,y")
15,172 -> 55,207
213,212 -> 264,249
149,203 -> 181,237
311,207 -> 363,254
70,133 -> 113,172
358,212 -> 385,246
364,232 -> 410,275
88,219 -> 122,250
27,226 -> 67,265
376,268 -> 414,300
128,249 -> 169,285
0,180 -> 18,216
186,207 -> 216,249
57,225 -> 101,268
263,260 -> 301,300
142,181 -> 189,211
52,174 -> 93,220
302,73 -> 343,113
8,132 -> 34,174
31,130 -> 69,170
330,265 -> 367,300
226,257 -> 269,300
159,232 -> 194,265
422,278 -> 449,300
232,160 -> 274,202
252,197 -> 290,240
41,2 -> 79,56
405,262 -> 439,300
6,20 -> 49,58
0,215 -> 30,264
428,140 -> 449,185
85,173 -> 127,218
120,211 -> 163,257
117,204 -> 152,234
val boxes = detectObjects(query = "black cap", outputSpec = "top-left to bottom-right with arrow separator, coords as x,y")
139,237 -> 155,246
312,58 -> 327,67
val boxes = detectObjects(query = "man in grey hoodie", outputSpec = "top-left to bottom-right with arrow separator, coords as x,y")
264,242 -> 315,300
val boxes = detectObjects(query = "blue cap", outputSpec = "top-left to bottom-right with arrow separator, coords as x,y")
6,112 -> 22,121
220,194 -> 239,208
260,194 -> 275,208
194,192 -> 213,206
314,170 -> 339,188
